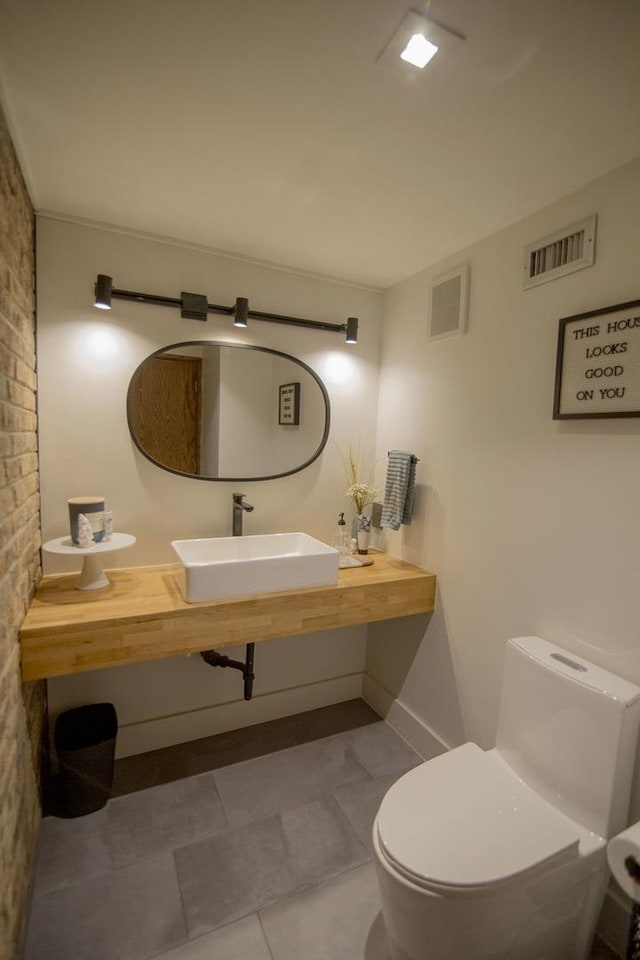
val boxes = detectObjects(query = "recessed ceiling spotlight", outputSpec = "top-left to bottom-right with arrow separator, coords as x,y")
377,9 -> 464,76
400,33 -> 439,69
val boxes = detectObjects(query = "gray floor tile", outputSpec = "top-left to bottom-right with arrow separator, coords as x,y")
333,775 -> 398,851
280,796 -> 370,883
212,734 -> 370,827
34,771 -> 227,895
260,862 -> 390,960
26,852 -> 187,960
107,770 -> 228,869
175,796 -> 369,937
34,805 -> 111,897
155,914 -> 273,960
340,721 -> 422,778
175,814 -> 294,938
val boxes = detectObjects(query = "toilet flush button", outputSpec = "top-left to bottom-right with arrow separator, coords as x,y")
550,653 -> 587,672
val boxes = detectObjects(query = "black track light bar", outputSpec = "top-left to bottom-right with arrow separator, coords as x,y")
93,275 -> 358,342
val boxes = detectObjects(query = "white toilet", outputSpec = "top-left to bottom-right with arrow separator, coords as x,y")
373,636 -> 640,960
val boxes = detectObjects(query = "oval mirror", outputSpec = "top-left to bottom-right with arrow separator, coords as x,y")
127,341 -> 330,481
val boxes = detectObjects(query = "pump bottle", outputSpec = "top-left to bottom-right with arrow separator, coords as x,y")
336,513 -> 348,558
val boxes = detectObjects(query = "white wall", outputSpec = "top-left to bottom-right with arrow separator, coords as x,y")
214,349 -> 323,477
200,346 -> 220,476
367,157 -> 640,821
267,355 -> 326,477
36,216 -> 382,755
218,346 -> 273,476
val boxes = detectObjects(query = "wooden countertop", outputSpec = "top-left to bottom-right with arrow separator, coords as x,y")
20,552 -> 436,681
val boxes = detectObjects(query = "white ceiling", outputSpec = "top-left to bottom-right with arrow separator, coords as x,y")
1,0 -> 640,288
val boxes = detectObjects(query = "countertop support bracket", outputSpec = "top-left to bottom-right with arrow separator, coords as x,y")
200,643 -> 255,700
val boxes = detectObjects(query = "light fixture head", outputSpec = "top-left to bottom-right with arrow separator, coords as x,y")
400,33 -> 439,68
376,10 -> 464,76
94,274 -> 113,310
181,292 -> 209,322
233,296 -> 249,328
345,317 -> 358,344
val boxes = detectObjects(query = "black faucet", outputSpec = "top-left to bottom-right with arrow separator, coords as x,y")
201,493 -> 257,698
232,492 -> 254,536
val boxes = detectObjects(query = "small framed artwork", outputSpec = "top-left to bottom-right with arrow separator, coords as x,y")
553,298 -> 640,419
279,382 -> 300,425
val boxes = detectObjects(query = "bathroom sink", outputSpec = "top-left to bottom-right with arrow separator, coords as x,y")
171,532 -> 339,603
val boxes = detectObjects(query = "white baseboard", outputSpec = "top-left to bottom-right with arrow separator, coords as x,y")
116,673 -> 364,758
362,674 -> 450,761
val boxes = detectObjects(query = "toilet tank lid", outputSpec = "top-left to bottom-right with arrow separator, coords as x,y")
376,743 -> 580,889
510,637 -> 640,706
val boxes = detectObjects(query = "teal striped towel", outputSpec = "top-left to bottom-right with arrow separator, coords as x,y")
381,450 -> 417,530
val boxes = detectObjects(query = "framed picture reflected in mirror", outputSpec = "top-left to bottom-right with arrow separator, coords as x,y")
279,381 -> 300,425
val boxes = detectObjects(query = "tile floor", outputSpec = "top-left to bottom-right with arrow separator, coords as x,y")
27,702 -> 619,960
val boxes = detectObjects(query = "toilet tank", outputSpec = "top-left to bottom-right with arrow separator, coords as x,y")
495,636 -> 640,838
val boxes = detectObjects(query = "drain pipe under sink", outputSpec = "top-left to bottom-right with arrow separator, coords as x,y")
200,645 -> 255,701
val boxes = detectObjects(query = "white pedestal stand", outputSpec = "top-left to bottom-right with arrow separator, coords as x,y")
42,533 -> 136,590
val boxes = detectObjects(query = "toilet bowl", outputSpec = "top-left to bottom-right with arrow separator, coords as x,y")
373,637 -> 640,960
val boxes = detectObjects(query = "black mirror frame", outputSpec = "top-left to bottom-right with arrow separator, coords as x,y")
126,340 -> 331,482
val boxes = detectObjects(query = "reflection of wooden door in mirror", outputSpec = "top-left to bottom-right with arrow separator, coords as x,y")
130,354 -> 201,473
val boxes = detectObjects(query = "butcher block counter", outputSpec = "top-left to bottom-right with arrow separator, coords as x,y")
20,552 -> 436,681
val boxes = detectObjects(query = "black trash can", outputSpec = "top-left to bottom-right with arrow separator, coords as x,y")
54,703 -> 118,817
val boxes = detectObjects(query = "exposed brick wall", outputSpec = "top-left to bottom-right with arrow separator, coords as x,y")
0,103 -> 46,960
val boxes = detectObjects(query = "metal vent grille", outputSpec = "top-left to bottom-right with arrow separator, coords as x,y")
523,215 -> 596,289
428,263 -> 469,341
431,275 -> 461,337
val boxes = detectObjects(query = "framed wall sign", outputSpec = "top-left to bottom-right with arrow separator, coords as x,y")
278,381 -> 300,425
553,298 -> 640,419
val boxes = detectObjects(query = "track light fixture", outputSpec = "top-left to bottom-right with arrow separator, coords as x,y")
233,297 -> 249,328
180,292 -> 209,322
92,275 -> 359,343
94,274 -> 113,310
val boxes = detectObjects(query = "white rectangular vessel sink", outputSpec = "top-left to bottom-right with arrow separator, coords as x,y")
171,532 -> 339,603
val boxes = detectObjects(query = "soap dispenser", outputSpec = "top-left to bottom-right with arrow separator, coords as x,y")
336,513 -> 348,559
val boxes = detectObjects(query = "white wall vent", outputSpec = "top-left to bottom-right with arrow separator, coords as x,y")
523,214 -> 596,289
428,263 -> 470,341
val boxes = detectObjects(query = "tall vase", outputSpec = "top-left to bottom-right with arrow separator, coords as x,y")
356,514 -> 370,555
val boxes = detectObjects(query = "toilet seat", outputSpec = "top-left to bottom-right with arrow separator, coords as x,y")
376,742 -> 580,893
